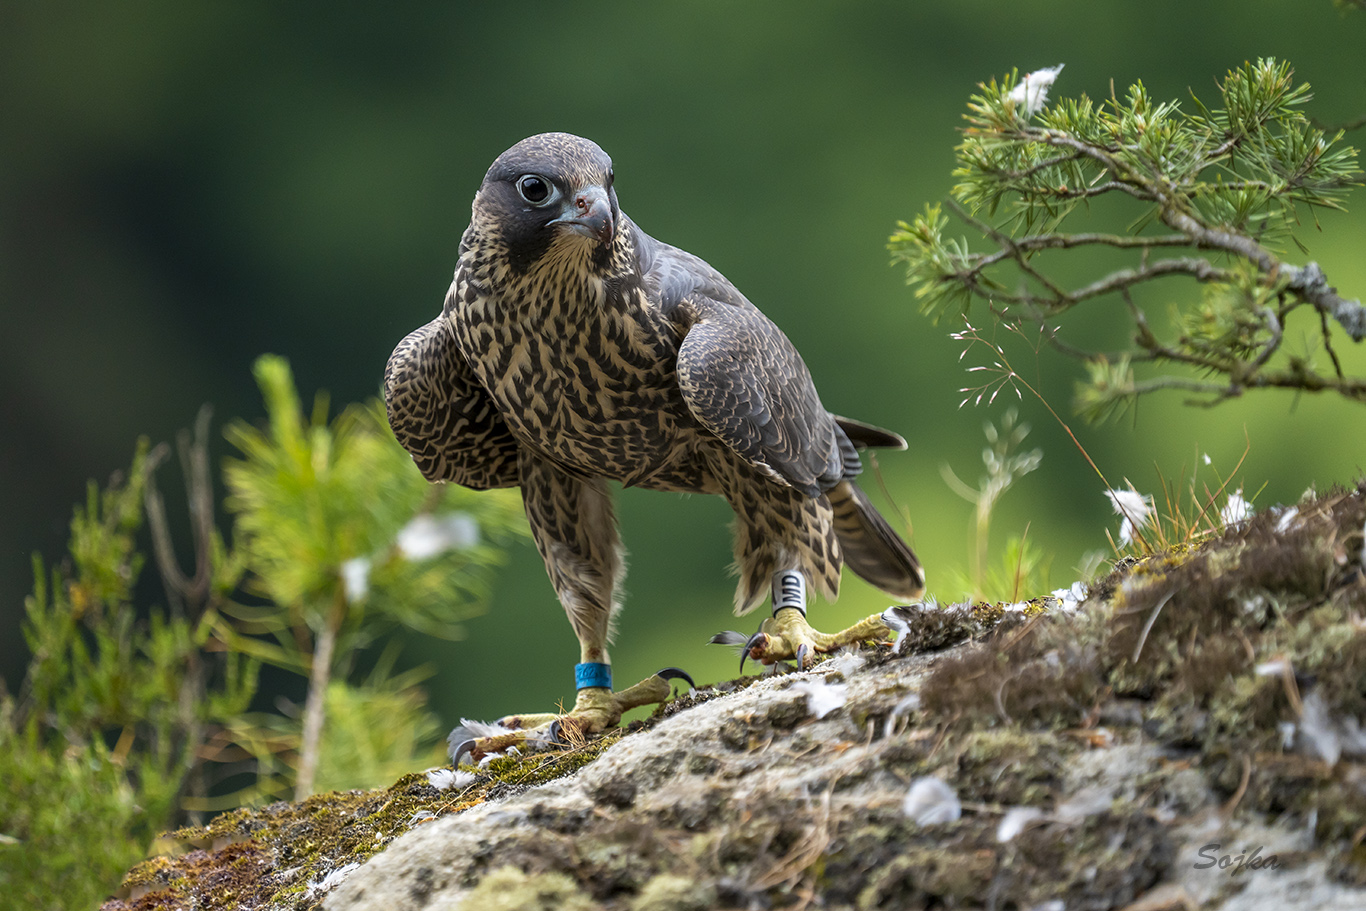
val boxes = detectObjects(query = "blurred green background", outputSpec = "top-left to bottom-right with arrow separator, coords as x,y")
2,1 -> 1364,725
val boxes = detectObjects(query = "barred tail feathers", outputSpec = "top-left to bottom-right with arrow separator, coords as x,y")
828,480 -> 924,602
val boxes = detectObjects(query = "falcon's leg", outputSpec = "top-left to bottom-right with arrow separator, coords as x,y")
740,570 -> 893,671
451,455 -> 690,766
717,467 -> 892,670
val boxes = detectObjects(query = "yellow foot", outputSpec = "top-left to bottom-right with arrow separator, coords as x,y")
449,668 -> 693,767
722,607 -> 892,672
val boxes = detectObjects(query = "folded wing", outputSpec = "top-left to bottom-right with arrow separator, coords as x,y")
384,308 -> 521,490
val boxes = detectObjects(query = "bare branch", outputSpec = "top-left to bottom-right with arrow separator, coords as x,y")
1285,262 -> 1366,341
1245,307 -> 1283,374
143,406 -> 218,621
1138,194 -> 1366,340
1011,232 -> 1196,251
1067,258 -> 1234,303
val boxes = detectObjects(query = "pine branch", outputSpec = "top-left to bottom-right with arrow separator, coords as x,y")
892,59 -> 1365,419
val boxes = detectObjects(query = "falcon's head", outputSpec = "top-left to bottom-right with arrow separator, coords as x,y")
471,133 -> 622,275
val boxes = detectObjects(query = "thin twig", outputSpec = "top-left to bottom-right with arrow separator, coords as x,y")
144,443 -> 187,618
1244,307 -> 1284,374
1132,589 -> 1175,663
1320,307 -> 1347,380
1310,113 -> 1366,134
992,149 -> 1086,181
143,406 -> 217,620
1219,754 -> 1253,819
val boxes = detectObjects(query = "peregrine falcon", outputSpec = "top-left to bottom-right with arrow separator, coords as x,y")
385,133 -> 924,762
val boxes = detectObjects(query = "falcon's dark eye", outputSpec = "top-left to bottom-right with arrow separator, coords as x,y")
516,174 -> 555,206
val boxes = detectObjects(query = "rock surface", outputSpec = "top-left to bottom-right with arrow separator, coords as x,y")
104,484 -> 1366,910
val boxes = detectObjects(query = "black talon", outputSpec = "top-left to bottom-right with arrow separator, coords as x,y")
547,719 -> 565,746
655,667 -> 696,691
451,739 -> 477,769
796,644 -> 810,670
741,630 -> 768,674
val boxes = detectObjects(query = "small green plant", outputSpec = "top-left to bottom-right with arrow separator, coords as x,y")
941,408 -> 1046,601
891,58 -> 1364,417
0,440 -> 256,911
0,355 -> 529,906
984,530 -> 1051,606
219,355 -> 527,799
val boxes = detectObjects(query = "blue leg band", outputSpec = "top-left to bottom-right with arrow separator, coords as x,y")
575,662 -> 613,690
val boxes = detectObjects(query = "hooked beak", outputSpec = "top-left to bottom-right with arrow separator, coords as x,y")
549,185 -> 614,245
